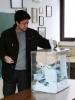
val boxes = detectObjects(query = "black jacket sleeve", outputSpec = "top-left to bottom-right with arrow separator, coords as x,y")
36,31 -> 51,49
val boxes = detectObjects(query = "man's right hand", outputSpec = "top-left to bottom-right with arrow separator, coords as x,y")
4,56 -> 14,64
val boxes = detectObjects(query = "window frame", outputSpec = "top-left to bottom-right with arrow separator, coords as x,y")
60,0 -> 75,41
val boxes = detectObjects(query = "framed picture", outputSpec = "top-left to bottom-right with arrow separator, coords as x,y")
15,8 -> 27,12
46,5 -> 52,17
39,16 -> 44,26
38,27 -> 46,38
32,0 -> 41,2
72,98 -> 75,100
10,0 -> 23,8
31,8 -> 38,23
39,7 -> 43,14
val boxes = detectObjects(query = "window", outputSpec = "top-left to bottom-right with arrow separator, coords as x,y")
60,0 -> 75,41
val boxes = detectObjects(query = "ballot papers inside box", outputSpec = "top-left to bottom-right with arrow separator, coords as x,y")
31,49 -> 70,93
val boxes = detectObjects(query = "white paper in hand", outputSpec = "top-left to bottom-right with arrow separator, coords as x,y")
49,39 -> 54,51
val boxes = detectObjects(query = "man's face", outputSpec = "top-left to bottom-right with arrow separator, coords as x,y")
16,19 -> 29,32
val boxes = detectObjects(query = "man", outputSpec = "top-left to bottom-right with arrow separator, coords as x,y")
0,10 -> 56,97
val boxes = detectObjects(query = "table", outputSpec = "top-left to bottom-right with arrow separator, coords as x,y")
1,79 -> 75,100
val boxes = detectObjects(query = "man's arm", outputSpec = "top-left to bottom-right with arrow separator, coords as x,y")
36,32 -> 57,49
0,32 -> 14,64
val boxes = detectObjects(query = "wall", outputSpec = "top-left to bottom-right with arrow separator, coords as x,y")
0,0 -> 60,42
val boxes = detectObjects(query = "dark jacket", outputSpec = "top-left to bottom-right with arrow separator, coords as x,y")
0,24 -> 51,87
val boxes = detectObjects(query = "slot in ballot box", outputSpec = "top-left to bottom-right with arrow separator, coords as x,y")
31,48 -> 70,93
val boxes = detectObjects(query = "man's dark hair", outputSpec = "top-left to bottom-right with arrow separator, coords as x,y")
14,10 -> 31,23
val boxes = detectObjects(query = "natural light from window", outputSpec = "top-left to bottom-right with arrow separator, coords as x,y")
65,0 -> 75,38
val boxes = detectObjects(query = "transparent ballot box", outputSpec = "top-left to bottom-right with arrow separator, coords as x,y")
31,48 -> 70,93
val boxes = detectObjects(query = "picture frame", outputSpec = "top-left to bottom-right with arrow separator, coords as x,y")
72,98 -> 75,100
46,5 -> 52,17
15,8 -> 27,12
39,7 -> 43,14
39,16 -> 44,26
31,8 -> 38,23
38,27 -> 46,38
32,0 -> 41,2
10,0 -> 23,9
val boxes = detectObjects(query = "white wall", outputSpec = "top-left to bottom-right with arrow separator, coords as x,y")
0,0 -> 60,42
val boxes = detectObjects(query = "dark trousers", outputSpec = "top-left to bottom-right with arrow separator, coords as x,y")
3,70 -> 28,97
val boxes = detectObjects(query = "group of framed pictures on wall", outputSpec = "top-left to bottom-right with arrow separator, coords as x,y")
10,0 -> 52,38
31,6 -> 52,38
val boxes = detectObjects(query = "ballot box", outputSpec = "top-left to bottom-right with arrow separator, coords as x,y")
31,48 -> 70,93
